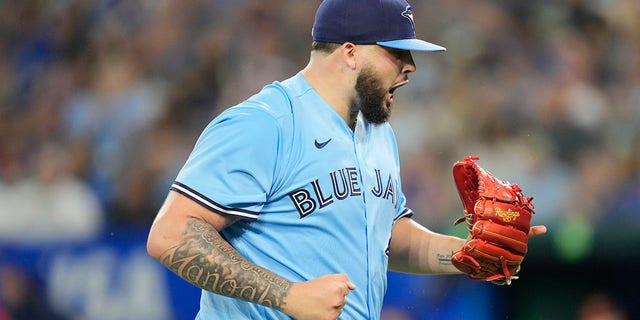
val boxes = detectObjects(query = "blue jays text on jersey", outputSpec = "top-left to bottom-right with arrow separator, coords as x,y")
289,167 -> 400,218
171,72 -> 413,320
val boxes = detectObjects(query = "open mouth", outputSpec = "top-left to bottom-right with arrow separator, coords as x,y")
389,79 -> 409,95
387,80 -> 409,106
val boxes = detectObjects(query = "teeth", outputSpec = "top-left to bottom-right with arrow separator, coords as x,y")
390,80 -> 409,94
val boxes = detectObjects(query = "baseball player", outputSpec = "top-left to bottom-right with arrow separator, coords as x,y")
147,0 -> 547,319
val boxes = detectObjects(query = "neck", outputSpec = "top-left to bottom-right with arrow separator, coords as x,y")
300,51 -> 358,128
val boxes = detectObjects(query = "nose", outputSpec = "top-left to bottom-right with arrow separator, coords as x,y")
402,52 -> 416,74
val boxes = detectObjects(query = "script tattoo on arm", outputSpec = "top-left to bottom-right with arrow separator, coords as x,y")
437,252 -> 453,266
159,219 -> 292,310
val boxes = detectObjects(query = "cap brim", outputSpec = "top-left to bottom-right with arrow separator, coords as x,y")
377,39 -> 446,52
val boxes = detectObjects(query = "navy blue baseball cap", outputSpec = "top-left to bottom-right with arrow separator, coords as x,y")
312,0 -> 446,52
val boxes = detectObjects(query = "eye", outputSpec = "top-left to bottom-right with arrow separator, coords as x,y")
382,47 -> 407,61
388,48 -> 403,59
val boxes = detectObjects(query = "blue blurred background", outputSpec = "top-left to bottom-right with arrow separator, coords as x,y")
0,0 -> 638,319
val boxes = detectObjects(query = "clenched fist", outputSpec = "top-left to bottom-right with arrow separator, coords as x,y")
281,273 -> 356,320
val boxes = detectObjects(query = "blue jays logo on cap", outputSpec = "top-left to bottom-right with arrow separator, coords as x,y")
401,5 -> 415,32
312,0 -> 445,52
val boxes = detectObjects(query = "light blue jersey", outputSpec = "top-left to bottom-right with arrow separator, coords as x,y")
172,73 -> 413,319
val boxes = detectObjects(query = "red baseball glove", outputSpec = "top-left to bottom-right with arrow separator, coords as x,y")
451,156 -> 535,285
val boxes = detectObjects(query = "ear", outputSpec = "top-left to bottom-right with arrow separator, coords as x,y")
340,42 -> 358,70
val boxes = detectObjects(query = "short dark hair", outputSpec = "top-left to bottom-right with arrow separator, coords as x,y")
311,41 -> 342,53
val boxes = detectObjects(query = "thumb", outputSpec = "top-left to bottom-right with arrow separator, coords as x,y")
335,273 -> 356,290
528,225 -> 547,238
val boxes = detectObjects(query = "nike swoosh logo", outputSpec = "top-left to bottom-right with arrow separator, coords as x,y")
314,138 -> 332,149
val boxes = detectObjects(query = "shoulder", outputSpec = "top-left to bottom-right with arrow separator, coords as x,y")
202,79 -> 305,144
204,86 -> 287,135
234,75 -> 306,120
219,74 -> 314,128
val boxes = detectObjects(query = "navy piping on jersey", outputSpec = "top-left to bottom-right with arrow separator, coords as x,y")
393,208 -> 414,222
170,181 -> 260,220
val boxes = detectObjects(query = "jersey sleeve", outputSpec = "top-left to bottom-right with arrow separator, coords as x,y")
171,105 -> 280,220
393,191 -> 414,223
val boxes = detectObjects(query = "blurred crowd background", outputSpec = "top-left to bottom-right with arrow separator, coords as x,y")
0,0 -> 638,319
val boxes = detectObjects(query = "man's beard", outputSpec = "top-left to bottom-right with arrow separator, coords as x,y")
351,67 -> 390,125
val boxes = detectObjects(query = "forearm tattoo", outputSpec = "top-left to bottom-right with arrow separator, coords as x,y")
437,252 -> 453,265
160,219 -> 292,309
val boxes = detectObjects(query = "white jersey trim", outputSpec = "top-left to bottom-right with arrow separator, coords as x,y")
171,182 -> 260,220
394,208 -> 414,222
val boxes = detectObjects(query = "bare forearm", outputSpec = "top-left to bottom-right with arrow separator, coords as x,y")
388,218 -> 465,274
158,218 -> 292,310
